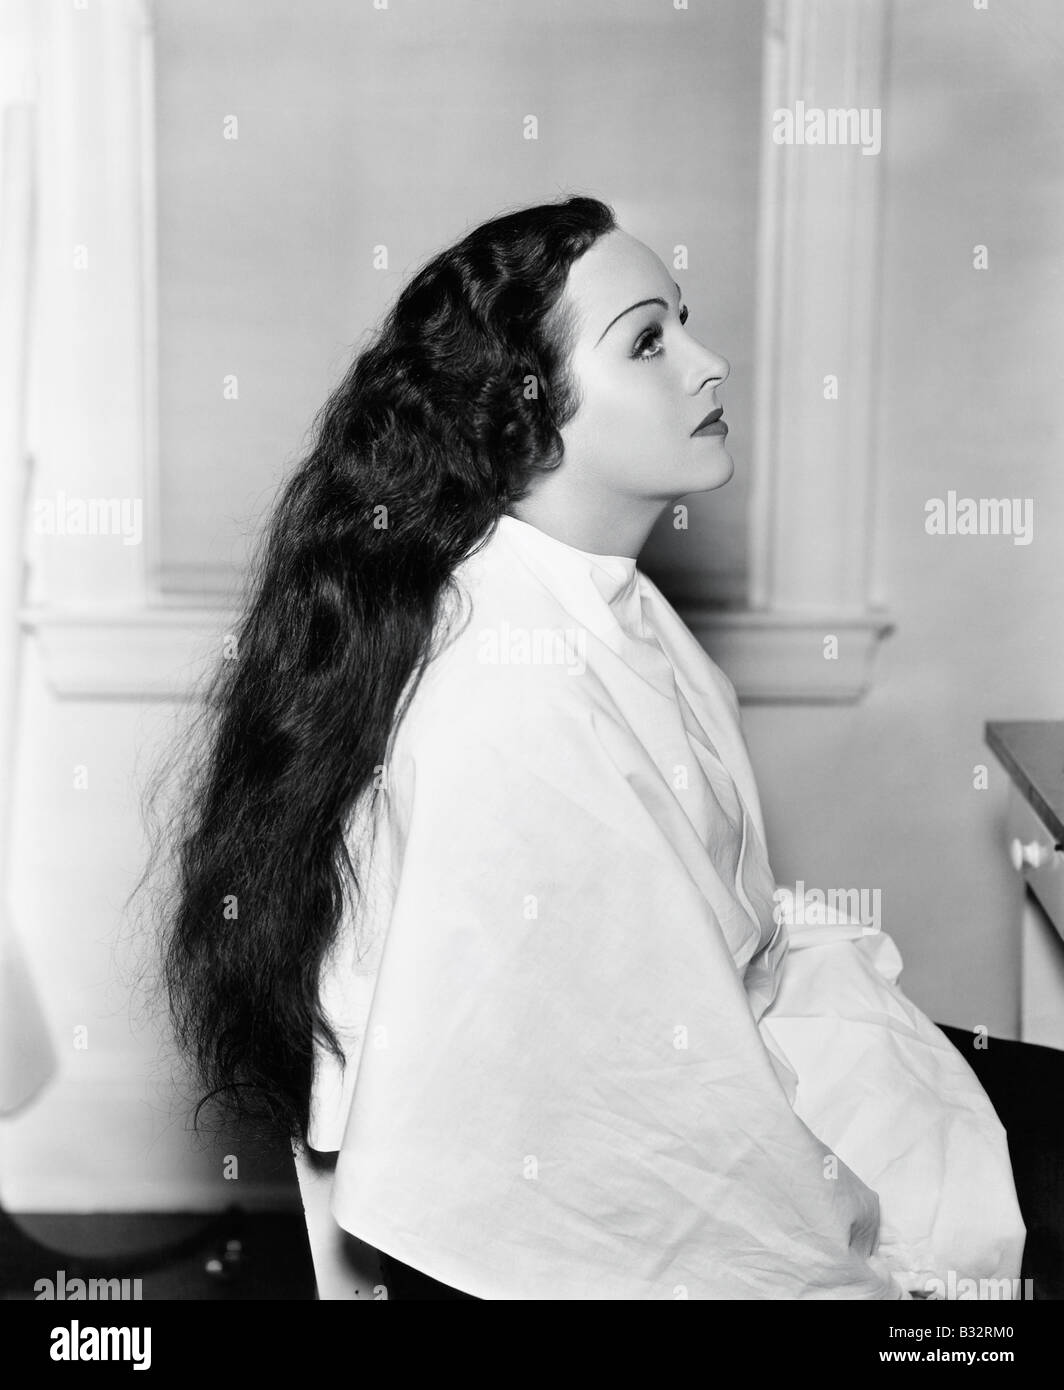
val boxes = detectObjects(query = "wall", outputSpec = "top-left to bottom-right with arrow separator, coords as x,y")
5,645 -> 295,1209
153,0 -> 764,601
743,0 -> 1064,1037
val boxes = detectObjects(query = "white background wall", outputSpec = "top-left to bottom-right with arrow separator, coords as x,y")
7,656 -> 296,1209
744,0 -> 1064,1038
152,0 -> 762,601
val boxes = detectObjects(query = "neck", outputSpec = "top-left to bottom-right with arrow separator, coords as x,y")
505,492 -> 668,560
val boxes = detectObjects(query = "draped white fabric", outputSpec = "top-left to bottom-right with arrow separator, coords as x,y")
306,513 -> 1024,1299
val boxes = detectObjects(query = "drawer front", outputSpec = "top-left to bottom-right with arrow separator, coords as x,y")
1007,784 -> 1064,939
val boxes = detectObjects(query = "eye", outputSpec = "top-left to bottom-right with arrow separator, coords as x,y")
632,304 -> 689,362
632,325 -> 663,361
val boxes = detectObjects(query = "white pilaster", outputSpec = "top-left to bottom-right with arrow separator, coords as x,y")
749,0 -> 891,617
24,0 -> 157,610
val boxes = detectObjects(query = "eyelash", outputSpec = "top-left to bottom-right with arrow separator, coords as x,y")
633,304 -> 689,361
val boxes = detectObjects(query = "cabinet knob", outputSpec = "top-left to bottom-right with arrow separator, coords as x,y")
1010,837 -> 1053,871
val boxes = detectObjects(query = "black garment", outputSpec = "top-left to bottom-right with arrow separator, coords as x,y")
374,1028 -> 1063,1300
938,1024 -> 1064,1300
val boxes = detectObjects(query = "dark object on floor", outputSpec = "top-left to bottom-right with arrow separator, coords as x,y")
0,1209 -> 316,1301
378,1248 -> 479,1301
0,1204 -> 240,1296
938,1023 -> 1064,1300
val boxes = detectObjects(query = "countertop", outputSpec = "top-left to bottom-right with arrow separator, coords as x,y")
985,720 -> 1064,847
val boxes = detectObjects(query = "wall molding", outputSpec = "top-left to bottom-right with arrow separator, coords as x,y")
22,601 -> 894,706
744,0 -> 895,695
685,605 -> 895,704
21,604 -> 236,701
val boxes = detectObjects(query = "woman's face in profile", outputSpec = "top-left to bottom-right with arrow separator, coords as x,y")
557,227 -> 733,502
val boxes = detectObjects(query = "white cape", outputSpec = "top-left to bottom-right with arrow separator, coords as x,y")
307,513 -> 1025,1299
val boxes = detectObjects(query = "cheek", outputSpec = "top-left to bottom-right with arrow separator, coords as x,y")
578,369 -> 669,439
560,362 -> 679,469
569,406 -> 646,466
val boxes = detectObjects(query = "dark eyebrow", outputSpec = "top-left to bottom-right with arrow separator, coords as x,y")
594,279 -> 683,348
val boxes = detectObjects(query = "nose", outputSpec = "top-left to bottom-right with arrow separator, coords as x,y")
686,344 -> 730,396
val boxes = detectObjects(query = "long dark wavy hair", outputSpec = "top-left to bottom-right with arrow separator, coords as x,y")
148,193 -> 617,1145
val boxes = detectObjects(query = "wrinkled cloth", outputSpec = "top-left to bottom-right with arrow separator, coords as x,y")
307,513 -> 1024,1299
762,896 -> 1026,1295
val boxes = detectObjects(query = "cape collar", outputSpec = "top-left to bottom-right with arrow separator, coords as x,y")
493,513 -> 643,633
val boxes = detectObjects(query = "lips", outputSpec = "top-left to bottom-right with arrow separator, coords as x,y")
691,406 -> 724,435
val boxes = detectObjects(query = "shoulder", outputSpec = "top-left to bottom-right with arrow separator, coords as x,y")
396,548 -> 604,746
395,627 -> 595,772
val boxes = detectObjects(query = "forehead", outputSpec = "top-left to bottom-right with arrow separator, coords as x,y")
563,229 -> 672,339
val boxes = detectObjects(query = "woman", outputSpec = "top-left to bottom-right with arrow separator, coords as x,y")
160,194 -> 1024,1300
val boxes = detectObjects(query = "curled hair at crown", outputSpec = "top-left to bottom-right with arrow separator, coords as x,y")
138,194 -> 617,1144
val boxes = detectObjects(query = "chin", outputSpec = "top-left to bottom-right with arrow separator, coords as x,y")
692,446 -> 735,491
